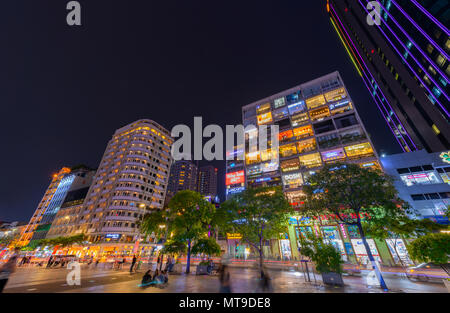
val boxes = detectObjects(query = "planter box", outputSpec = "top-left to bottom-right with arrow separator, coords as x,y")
321,272 -> 344,286
196,265 -> 209,275
171,263 -> 183,274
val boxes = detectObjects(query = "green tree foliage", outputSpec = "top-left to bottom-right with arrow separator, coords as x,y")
40,234 -> 86,248
407,233 -> 450,276
363,207 -> 443,268
162,239 -> 187,255
220,186 -> 293,269
299,235 -> 343,274
191,238 -> 221,257
168,190 -> 217,274
139,209 -> 170,242
302,162 -> 407,290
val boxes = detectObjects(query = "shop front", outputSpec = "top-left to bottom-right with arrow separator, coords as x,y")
287,216 -> 394,266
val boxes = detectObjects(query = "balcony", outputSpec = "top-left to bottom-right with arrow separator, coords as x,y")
105,215 -> 136,222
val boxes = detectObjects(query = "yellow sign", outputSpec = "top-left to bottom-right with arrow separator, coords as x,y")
226,233 -> 242,240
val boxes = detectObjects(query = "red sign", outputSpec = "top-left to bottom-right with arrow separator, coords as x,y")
226,171 -> 245,186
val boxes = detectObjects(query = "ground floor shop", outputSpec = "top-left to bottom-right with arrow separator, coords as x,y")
225,217 -> 414,266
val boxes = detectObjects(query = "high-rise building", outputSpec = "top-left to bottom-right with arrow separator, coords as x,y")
197,165 -> 218,198
165,160 -> 198,204
76,120 -> 173,252
225,72 -> 402,265
18,167 -> 72,247
241,71 -> 380,207
24,167 -> 96,244
46,181 -> 92,239
380,150 -> 450,225
327,0 -> 449,153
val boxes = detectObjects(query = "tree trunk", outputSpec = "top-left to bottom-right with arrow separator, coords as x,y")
186,239 -> 191,274
356,222 -> 388,291
259,237 -> 264,278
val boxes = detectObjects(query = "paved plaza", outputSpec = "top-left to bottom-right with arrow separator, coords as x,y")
3,265 -> 447,293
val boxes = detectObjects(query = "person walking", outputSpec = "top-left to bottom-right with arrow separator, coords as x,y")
130,255 -> 137,273
259,266 -> 273,292
219,265 -> 231,293
46,255 -> 53,268
0,248 -> 20,293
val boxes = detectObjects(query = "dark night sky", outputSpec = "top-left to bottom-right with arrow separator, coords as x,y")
0,0 -> 401,222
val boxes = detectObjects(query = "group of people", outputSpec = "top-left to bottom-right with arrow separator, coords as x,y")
140,268 -> 169,287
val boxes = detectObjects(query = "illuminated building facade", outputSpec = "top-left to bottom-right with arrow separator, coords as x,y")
30,167 -> 96,241
197,165 -> 218,198
327,0 -> 449,153
242,71 -> 380,206
46,178 -> 93,239
166,160 -> 198,203
225,145 -> 245,200
18,167 -> 72,247
76,120 -> 173,253
228,72 -> 409,266
380,150 -> 450,225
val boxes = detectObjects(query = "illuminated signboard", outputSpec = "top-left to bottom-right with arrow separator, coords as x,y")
226,233 -> 242,240
282,173 -> 303,188
324,87 -> 347,102
288,101 -> 306,115
226,186 -> 245,195
274,97 -> 286,109
256,102 -> 271,114
321,148 -> 346,162
440,151 -> 450,164
226,171 -> 245,186
255,177 -> 272,183
344,142 -> 374,158
329,100 -> 351,111
261,161 -> 279,173
306,94 -> 326,110
247,165 -> 262,177
257,112 -> 273,125
106,234 -> 121,240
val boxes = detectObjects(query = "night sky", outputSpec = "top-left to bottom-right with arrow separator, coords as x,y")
1,0 -> 401,222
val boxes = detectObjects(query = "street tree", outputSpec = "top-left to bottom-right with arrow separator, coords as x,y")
407,233 -> 450,277
168,190 -> 217,274
220,186 -> 293,273
191,238 -> 222,258
363,210 -> 444,269
302,162 -> 408,291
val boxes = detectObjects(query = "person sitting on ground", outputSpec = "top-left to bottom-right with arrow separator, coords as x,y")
153,270 -> 167,284
152,269 -> 159,281
141,269 -> 153,286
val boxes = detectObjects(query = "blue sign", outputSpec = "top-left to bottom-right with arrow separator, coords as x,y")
106,234 -> 121,240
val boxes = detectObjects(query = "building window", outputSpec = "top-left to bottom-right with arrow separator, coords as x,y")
323,87 -> 347,102
297,138 -> 317,154
400,172 -> 442,186
344,142 -> 374,159
279,144 -> 298,158
306,94 -> 327,110
299,153 -> 322,168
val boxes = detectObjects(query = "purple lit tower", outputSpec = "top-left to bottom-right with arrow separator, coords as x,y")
327,0 -> 449,153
